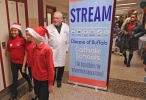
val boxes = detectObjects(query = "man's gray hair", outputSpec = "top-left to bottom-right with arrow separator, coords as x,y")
54,11 -> 63,18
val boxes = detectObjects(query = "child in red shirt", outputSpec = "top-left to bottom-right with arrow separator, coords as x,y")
26,26 -> 54,100
6,23 -> 32,100
22,30 -> 35,80
22,29 -> 38,100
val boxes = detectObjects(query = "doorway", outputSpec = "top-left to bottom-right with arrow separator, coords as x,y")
46,5 -> 56,25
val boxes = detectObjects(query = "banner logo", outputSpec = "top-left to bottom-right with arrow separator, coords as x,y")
104,30 -> 109,36
77,30 -> 82,34
97,30 -> 102,35
71,29 -> 75,34
84,30 -> 88,34
90,30 -> 95,34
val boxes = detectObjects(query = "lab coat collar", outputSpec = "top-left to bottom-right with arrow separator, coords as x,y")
54,23 -> 62,28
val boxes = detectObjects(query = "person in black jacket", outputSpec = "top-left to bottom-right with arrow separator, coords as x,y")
116,16 -> 124,29
121,14 -> 145,67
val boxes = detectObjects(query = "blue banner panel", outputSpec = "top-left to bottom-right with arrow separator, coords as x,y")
69,0 -> 115,89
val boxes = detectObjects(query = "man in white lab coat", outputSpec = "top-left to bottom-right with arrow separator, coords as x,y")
46,12 -> 69,88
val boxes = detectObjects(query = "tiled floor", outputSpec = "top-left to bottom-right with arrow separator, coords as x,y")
20,83 -> 141,100
2,51 -> 146,100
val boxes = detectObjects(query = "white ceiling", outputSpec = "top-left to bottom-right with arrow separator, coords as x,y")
46,0 -> 145,16
115,0 -> 144,16
46,0 -> 69,6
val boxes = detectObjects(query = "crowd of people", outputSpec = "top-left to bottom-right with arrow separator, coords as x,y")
7,11 -> 69,100
112,3 -> 146,68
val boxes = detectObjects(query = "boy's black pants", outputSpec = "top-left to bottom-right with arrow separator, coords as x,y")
34,78 -> 49,100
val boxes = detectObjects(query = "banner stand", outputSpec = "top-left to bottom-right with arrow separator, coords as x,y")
71,82 -> 100,92
69,0 -> 116,90
68,81 -> 107,91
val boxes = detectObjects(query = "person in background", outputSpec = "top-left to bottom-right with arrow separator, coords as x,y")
46,11 -> 69,88
121,10 -> 141,30
143,57 -> 146,81
112,23 -> 122,55
26,26 -> 54,100
121,14 -> 145,67
143,45 -> 146,72
6,23 -> 32,100
114,17 -> 118,22
140,1 -> 146,81
116,16 -> 124,29
143,45 -> 146,82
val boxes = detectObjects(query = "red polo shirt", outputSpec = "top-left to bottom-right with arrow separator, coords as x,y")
6,37 -> 26,64
25,41 -> 35,67
32,42 -> 54,85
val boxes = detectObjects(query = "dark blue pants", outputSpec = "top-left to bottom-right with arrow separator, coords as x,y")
54,66 -> 64,81
34,79 -> 49,100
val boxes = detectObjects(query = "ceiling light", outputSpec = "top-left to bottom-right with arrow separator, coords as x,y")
116,7 -> 131,8
115,16 -> 119,17
116,8 -> 128,10
116,3 -> 136,6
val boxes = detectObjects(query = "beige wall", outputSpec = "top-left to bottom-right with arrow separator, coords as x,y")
27,0 -> 39,27
43,0 -> 69,26
28,18 -> 39,27
27,0 -> 69,27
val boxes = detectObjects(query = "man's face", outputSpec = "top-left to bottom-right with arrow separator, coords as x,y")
115,25 -> 118,28
53,13 -> 63,26
119,16 -> 123,21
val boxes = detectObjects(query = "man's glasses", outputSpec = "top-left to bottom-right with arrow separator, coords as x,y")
53,17 -> 61,20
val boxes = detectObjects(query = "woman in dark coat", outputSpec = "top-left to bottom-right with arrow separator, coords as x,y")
122,14 -> 145,67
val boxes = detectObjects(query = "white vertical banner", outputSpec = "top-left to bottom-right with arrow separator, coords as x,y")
69,0 -> 115,90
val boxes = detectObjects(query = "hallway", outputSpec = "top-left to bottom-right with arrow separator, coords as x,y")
2,51 -> 146,100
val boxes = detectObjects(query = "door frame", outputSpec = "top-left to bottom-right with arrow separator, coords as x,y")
0,41 -> 5,90
46,5 -> 56,26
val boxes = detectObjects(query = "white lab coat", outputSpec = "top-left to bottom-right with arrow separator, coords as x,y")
46,23 -> 69,67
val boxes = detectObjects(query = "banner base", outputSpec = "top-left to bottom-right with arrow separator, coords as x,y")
68,80 -> 107,91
